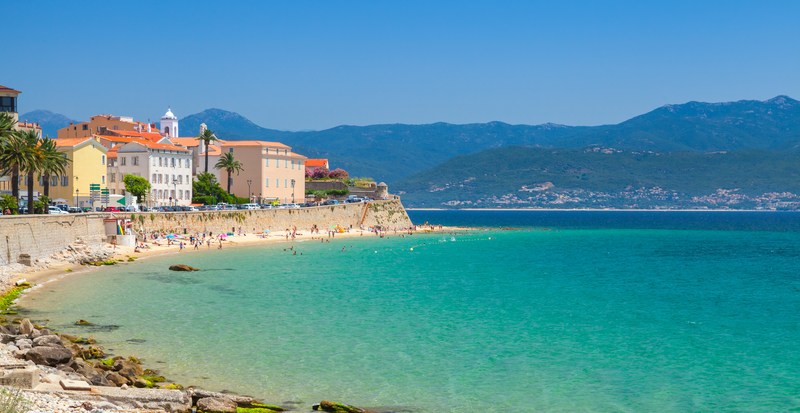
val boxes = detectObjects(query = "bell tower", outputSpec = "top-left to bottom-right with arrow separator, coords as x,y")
160,107 -> 179,137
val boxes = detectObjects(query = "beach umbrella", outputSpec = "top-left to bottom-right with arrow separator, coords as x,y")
166,234 -> 175,239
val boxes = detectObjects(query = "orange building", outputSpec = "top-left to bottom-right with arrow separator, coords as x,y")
57,114 -> 156,139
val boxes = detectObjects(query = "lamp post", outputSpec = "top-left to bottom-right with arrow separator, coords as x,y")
291,179 -> 296,204
247,179 -> 252,202
172,178 -> 178,207
75,189 -> 79,208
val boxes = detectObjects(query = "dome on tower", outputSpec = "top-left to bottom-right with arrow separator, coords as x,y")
162,107 -> 177,120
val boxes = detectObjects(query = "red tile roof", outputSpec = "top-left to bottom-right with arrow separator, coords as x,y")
0,85 -> 21,94
54,137 -> 93,147
222,140 -> 290,149
305,159 -> 328,167
107,129 -> 164,142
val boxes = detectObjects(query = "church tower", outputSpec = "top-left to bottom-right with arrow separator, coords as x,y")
160,107 -> 179,137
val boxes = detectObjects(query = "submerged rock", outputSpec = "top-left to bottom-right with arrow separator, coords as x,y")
314,400 -> 369,413
169,264 -> 199,271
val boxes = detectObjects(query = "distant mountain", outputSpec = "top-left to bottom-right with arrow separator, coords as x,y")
395,146 -> 800,209
180,108 -> 292,141
18,110 -> 76,138
178,96 -> 800,183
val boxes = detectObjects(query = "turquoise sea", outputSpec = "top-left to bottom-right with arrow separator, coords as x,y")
19,211 -> 800,412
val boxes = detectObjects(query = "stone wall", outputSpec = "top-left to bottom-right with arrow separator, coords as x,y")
121,199 -> 413,236
0,200 -> 413,266
0,214 -> 107,266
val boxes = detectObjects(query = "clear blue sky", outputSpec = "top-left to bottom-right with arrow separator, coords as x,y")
7,1 -> 800,131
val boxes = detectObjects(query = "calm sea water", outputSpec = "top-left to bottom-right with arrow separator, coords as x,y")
20,211 -> 800,412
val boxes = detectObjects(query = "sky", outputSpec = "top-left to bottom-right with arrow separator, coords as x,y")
6,1 -> 800,131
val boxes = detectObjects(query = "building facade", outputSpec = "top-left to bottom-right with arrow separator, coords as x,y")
107,140 -> 193,206
0,85 -> 44,194
57,115 -> 155,139
215,141 -> 306,204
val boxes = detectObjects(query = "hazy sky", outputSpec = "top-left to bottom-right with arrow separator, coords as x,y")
7,1 -> 799,131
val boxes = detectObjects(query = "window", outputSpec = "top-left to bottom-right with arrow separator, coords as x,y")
152,173 -> 156,182
157,190 -> 162,199
158,174 -> 163,184
185,159 -> 189,168
110,173 -> 116,183
185,190 -> 190,199
101,155 -> 106,165
82,124 -> 88,131
121,157 -> 126,166
285,159 -> 289,168
276,178 -> 279,188
132,156 -> 139,166
62,176 -> 68,186
0,96 -> 16,113
285,179 -> 288,188
265,177 -> 269,187
229,148 -> 234,153
265,158 -> 269,167
102,176 -> 105,184
178,175 -> 183,184
178,190 -> 182,200
186,175 -> 189,183
51,176 -> 58,186
159,157 -> 163,167
171,158 -> 175,167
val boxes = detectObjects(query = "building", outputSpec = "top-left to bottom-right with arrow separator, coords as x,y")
16,137 -> 108,207
0,84 -> 43,194
57,114 -> 155,139
216,141 -> 306,204
305,159 -> 330,175
169,123 -> 224,177
159,108 -> 179,138
106,139 -> 193,206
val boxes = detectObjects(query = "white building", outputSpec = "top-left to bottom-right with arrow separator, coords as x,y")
160,108 -> 179,138
107,140 -> 193,206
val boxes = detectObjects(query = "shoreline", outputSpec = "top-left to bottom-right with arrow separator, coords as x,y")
408,207 -> 799,212
3,224 -> 464,412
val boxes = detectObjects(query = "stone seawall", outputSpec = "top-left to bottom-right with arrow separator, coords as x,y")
122,199 -> 412,236
0,200 -> 412,267
0,214 -> 107,266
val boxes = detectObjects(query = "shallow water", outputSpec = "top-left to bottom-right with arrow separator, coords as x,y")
19,212 -> 800,412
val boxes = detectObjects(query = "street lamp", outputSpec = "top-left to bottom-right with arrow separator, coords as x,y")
247,179 -> 252,202
291,179 -> 296,204
172,178 -> 178,207
75,189 -> 79,208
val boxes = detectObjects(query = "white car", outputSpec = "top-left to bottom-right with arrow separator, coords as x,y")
48,206 -> 69,214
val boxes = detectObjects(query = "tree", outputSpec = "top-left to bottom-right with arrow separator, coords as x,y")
17,129 -> 44,214
197,128 -> 218,173
0,113 -> 23,202
38,136 -> 70,199
123,174 -> 151,204
192,172 -> 231,204
312,167 -> 330,179
328,168 -> 349,180
214,152 -> 243,195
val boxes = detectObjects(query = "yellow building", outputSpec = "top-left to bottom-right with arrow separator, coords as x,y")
19,137 -> 108,207
57,114 -> 154,139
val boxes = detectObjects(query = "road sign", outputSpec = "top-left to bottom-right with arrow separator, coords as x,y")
101,189 -> 109,195
117,197 -> 126,205
89,184 -> 100,190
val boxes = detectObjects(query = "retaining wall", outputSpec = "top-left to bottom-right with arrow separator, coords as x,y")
0,213 -> 107,266
122,199 -> 412,236
0,200 -> 413,266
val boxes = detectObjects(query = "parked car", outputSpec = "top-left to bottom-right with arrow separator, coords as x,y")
103,206 -> 121,212
68,207 -> 82,213
240,203 -> 259,210
259,204 -> 274,209
184,206 -> 199,212
322,199 -> 340,206
48,206 -> 69,214
55,204 -> 69,212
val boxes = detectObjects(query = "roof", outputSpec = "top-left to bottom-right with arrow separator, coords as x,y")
107,146 -> 119,159
54,137 -> 93,147
305,159 -> 328,167
0,85 -> 21,94
222,140 -> 290,149
97,135 -> 188,152
169,137 -> 202,147
289,152 -> 308,160
206,146 -> 222,156
107,129 -> 164,142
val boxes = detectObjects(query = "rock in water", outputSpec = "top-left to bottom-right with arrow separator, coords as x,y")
32,334 -> 63,347
19,318 -> 36,336
169,264 -> 199,271
196,397 -> 237,413
315,400 -> 368,413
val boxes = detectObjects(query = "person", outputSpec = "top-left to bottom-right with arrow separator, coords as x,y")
2,207 -> 11,215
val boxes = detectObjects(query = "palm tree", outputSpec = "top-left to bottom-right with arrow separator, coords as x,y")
214,152 -> 243,195
0,113 -> 20,199
0,124 -> 38,206
17,129 -> 43,214
39,136 -> 70,199
197,128 -> 218,173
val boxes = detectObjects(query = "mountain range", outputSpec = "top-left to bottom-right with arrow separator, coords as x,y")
21,95 -> 800,208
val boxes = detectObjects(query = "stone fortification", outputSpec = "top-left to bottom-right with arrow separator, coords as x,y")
0,200 -> 412,269
123,199 -> 412,236
0,213 -> 107,267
